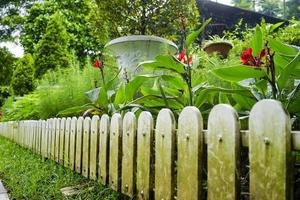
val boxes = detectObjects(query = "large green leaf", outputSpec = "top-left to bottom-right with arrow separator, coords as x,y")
141,55 -> 186,74
278,52 -> 300,89
114,82 -> 126,106
269,38 -> 297,56
185,18 -> 212,48
212,65 -> 266,82
251,25 -> 263,56
125,74 -> 157,101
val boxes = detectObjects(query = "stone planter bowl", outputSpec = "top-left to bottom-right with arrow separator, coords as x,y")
105,35 -> 178,80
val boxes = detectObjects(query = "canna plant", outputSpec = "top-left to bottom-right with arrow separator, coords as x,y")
212,24 -> 300,128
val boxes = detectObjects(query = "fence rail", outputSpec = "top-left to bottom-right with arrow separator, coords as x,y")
0,99 -> 299,199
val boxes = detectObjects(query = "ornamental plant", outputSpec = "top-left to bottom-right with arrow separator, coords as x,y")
212,24 -> 300,127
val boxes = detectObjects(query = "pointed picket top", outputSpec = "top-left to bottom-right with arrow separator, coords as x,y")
109,113 -> 122,191
75,116 -> 84,174
207,104 -> 240,200
99,114 -> 110,185
155,108 -> 176,200
177,106 -> 203,200
121,112 -> 137,196
69,117 -> 77,170
90,115 -> 100,180
136,111 -> 154,200
82,117 -> 91,178
249,99 -> 292,200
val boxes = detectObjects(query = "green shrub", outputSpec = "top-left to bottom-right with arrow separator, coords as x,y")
0,94 -> 40,121
0,47 -> 16,86
276,20 -> 300,46
34,12 -> 71,78
10,54 -> 35,96
0,86 -> 10,107
36,59 -> 116,119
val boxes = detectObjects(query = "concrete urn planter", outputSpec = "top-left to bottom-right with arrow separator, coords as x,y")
105,35 -> 178,80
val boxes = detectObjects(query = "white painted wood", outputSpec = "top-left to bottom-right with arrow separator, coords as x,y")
59,118 -> 66,165
75,117 -> 84,174
109,113 -> 122,191
64,117 -> 71,167
90,116 -> 100,180
55,118 -> 61,162
50,118 -> 56,160
249,100 -> 292,199
207,104 -> 240,200
136,111 -> 154,200
99,114 -> 110,184
177,106 -> 203,200
69,117 -> 77,170
121,112 -> 137,196
155,109 -> 176,200
82,117 -> 91,178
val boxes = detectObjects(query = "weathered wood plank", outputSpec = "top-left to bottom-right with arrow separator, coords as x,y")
55,118 -> 61,162
121,112 -> 137,196
90,116 -> 99,180
207,104 -> 240,200
59,118 -> 66,165
50,118 -> 56,160
64,117 -> 71,167
155,109 -> 176,200
249,100 -> 292,200
41,120 -> 47,158
82,117 -> 91,178
109,113 -> 122,191
69,117 -> 77,170
46,119 -> 51,158
75,117 -> 84,174
136,111 -> 154,200
177,106 -> 203,200
99,114 -> 110,184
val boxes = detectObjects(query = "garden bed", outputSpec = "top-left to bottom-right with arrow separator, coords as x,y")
0,136 -> 128,200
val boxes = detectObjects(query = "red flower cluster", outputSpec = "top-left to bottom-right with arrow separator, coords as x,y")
94,58 -> 103,69
241,48 -> 266,67
177,50 -> 192,65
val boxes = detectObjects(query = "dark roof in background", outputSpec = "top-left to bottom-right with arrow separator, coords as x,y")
196,0 -> 287,36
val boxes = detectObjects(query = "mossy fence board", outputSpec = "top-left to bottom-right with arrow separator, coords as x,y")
0,100 -> 299,200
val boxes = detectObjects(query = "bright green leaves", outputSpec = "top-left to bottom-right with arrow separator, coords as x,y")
185,18 -> 212,48
142,55 -> 186,74
251,25 -> 263,56
212,65 -> 266,82
278,52 -> 300,88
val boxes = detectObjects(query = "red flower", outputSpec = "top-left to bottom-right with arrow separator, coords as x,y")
177,50 -> 193,65
93,58 -> 103,69
241,48 -> 266,67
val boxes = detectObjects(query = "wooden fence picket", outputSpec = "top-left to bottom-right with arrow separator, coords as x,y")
136,111 -> 154,200
90,116 -> 99,180
82,117 -> 91,178
75,117 -> 84,174
41,120 -> 47,158
69,117 -> 77,170
109,113 -> 122,191
121,112 -> 137,196
207,104 -> 240,200
55,118 -> 61,162
99,114 -> 110,184
46,119 -> 51,158
249,100 -> 292,199
177,107 -> 203,200
59,118 -> 66,165
64,117 -> 71,167
50,118 -> 56,160
155,109 -> 176,200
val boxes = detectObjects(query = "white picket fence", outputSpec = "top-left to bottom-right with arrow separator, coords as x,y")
0,99 -> 299,200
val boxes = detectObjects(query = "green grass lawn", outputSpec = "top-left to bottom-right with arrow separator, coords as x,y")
0,136 -> 128,200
